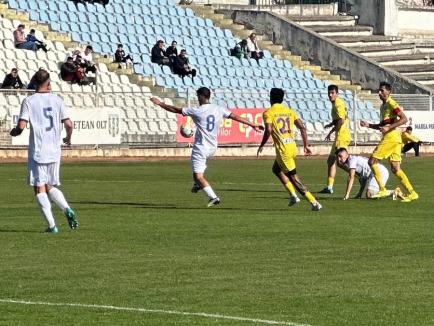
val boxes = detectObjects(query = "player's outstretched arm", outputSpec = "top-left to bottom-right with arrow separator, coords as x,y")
295,119 -> 311,156
344,169 -> 356,200
63,118 -> 73,145
10,119 -> 27,137
360,120 -> 380,130
228,113 -> 264,132
257,123 -> 271,157
150,97 -> 183,114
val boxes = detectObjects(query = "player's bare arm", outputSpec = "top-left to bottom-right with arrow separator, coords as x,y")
228,113 -> 264,132
10,119 -> 27,137
257,123 -> 272,157
295,119 -> 311,156
150,97 -> 183,114
63,118 -> 73,145
379,109 -> 407,135
360,120 -> 381,130
344,169 -> 356,200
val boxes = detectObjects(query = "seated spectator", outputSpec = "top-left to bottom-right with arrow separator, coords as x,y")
173,49 -> 196,81
401,126 -> 422,157
73,45 -> 98,74
230,39 -> 249,59
151,40 -> 171,66
60,56 -> 95,85
14,24 -> 38,51
26,29 -> 49,53
166,41 -> 178,62
1,68 -> 24,89
71,0 -> 109,6
114,43 -> 134,68
246,33 -> 264,62
28,68 -> 44,90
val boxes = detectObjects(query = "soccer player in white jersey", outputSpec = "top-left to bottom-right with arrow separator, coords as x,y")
336,148 -> 403,200
10,69 -> 78,233
150,87 -> 263,207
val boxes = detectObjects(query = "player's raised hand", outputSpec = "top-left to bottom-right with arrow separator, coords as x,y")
150,97 -> 161,106
360,120 -> 369,128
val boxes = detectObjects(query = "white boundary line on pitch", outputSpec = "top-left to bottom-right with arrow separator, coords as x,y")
0,298 -> 312,326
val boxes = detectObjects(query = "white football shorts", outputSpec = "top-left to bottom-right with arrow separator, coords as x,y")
367,165 -> 389,193
28,158 -> 60,187
191,147 -> 217,173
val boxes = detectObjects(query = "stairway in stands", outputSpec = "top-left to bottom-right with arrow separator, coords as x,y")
290,14 -> 434,89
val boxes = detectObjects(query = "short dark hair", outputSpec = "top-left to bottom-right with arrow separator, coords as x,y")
67,56 -> 73,61
157,40 -> 164,45
117,43 -> 123,48
18,24 -> 25,28
180,49 -> 186,53
172,40 -> 177,45
327,84 -> 338,92
379,81 -> 391,91
335,147 -> 348,156
197,87 -> 211,99
270,88 -> 284,104
33,69 -> 50,90
406,126 -> 413,131
11,68 -> 18,72
86,45 -> 93,51
30,28 -> 35,33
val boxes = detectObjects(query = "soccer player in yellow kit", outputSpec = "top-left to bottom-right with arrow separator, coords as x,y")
257,88 -> 322,211
360,82 -> 418,202
320,84 -> 352,194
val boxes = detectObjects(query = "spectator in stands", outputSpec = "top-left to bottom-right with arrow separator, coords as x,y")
231,39 -> 249,59
71,0 -> 109,6
246,33 -> 264,62
401,126 -> 422,156
1,68 -> 24,89
151,40 -> 171,66
13,24 -> 38,51
26,29 -> 49,53
173,49 -> 196,81
72,46 -> 98,75
28,68 -> 44,90
166,41 -> 178,62
61,57 -> 80,83
114,44 -> 134,68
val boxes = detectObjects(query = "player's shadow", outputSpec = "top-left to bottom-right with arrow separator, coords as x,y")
220,188 -> 282,193
70,200 -> 177,208
0,229 -> 42,233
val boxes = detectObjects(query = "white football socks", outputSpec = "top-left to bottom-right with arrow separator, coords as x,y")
203,186 -> 217,200
48,187 -> 69,212
36,193 -> 56,228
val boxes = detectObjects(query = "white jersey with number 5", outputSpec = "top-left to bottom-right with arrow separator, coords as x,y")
182,104 -> 231,152
19,93 -> 68,164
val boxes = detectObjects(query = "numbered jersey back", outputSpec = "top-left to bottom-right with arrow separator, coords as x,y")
182,103 -> 231,151
19,93 -> 69,163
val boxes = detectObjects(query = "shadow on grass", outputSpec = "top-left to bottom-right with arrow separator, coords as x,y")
0,229 -> 42,233
220,188 -> 282,193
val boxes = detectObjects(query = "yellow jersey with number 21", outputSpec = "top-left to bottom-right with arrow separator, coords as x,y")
263,103 -> 299,157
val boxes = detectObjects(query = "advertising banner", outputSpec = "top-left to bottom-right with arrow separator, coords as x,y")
403,111 -> 434,142
176,108 -> 265,143
11,107 -> 121,145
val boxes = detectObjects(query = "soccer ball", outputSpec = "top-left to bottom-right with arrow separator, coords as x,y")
180,124 -> 194,138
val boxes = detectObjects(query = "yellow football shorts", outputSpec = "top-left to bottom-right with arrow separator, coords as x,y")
372,139 -> 402,162
330,139 -> 351,156
276,143 -> 297,173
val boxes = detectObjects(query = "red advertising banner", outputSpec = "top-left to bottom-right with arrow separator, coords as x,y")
176,108 -> 265,143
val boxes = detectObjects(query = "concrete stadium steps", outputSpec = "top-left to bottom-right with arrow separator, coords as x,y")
188,5 -> 363,92
352,43 -> 417,57
288,15 -> 357,27
394,63 -> 434,74
374,53 -> 434,66
330,35 -> 403,48
307,25 -> 374,38
403,73 -> 434,86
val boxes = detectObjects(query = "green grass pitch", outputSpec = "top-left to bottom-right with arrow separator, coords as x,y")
0,156 -> 433,326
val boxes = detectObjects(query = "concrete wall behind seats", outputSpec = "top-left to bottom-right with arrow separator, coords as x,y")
227,10 -> 432,95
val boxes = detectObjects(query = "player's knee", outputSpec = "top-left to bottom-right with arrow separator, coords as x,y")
391,166 -> 399,174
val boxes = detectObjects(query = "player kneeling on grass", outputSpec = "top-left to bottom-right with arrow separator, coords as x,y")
10,69 -> 78,233
257,88 -> 322,211
150,87 -> 263,207
336,148 -> 404,200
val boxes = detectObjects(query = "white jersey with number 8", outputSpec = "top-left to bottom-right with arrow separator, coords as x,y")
182,104 -> 231,152
19,93 -> 69,164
